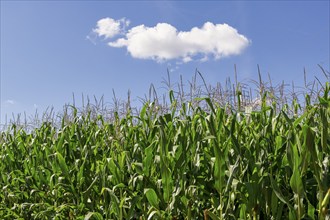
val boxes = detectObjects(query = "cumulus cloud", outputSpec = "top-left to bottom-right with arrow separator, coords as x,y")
93,17 -> 130,39
93,18 -> 250,62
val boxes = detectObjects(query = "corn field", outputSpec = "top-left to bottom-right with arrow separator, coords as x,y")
0,70 -> 329,219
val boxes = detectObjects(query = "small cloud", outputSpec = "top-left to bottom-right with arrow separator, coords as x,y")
200,56 -> 209,62
4,100 -> 16,108
92,18 -> 250,63
93,17 -> 130,39
167,62 -> 179,72
5,100 -> 15,105
182,56 -> 193,63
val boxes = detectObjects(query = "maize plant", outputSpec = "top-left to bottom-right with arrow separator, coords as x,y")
0,77 -> 329,219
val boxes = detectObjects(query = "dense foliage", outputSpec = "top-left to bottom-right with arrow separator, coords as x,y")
0,81 -> 329,219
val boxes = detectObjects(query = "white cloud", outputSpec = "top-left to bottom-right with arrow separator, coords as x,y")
93,17 -> 130,39
5,100 -> 15,105
4,100 -> 16,108
93,18 -> 250,62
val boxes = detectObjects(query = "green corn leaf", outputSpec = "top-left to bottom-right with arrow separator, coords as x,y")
82,176 -> 99,195
161,162 -> 172,203
144,188 -> 159,209
84,212 -> 103,220
290,169 -> 304,197
143,145 -> 153,176
56,152 -> 69,179
307,200 -> 316,220
127,195 -> 140,219
204,210 -> 219,220
271,190 -> 278,215
321,188 -> 330,211
147,210 -> 161,220
214,147 -> 226,194
269,175 -> 293,210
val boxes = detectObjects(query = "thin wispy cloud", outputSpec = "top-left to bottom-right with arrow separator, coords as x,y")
91,17 -> 251,63
5,100 -> 15,105
4,100 -> 16,108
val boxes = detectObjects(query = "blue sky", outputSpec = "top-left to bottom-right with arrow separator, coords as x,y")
1,1 -> 329,124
